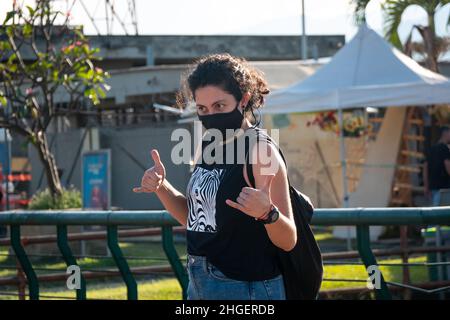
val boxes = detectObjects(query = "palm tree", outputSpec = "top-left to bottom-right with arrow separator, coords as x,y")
351,0 -> 450,72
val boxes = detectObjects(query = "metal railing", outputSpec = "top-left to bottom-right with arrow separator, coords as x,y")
0,207 -> 449,300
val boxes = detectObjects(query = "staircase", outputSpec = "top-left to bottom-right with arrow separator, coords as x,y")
389,107 -> 426,206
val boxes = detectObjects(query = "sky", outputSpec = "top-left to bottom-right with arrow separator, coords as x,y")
0,0 -> 449,43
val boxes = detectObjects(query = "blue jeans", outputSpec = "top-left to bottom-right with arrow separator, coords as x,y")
186,254 -> 286,300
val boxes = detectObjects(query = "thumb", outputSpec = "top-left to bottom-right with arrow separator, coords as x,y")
261,174 -> 275,194
151,149 -> 163,169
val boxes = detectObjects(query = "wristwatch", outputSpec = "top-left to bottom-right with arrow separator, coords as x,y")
259,204 -> 280,225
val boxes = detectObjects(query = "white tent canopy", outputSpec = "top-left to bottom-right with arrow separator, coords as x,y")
264,24 -> 450,114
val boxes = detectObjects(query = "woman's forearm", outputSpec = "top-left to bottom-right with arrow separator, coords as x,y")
155,179 -> 188,226
264,214 -> 297,252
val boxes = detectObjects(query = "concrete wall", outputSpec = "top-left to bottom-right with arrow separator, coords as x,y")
16,34 -> 344,67
28,123 -> 192,210
439,62 -> 450,78
97,60 -> 323,104
87,35 -> 345,65
28,128 -> 98,197
99,124 -> 192,210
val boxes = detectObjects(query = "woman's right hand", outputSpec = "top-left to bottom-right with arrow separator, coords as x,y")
133,149 -> 166,193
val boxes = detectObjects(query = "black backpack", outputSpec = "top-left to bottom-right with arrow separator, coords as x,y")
279,180 -> 324,299
245,130 -> 323,300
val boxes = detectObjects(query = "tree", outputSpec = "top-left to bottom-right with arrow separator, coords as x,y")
351,0 -> 450,72
0,0 -> 110,198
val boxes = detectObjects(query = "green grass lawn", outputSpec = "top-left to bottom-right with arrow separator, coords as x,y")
0,242 -> 187,278
0,278 -> 182,300
321,255 -> 428,290
0,228 -> 432,300
0,240 -> 186,300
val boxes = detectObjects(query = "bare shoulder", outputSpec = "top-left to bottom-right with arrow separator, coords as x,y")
248,133 -> 287,180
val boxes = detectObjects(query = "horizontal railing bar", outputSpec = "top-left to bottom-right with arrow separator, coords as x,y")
0,271 -> 175,286
322,245 -> 450,260
319,280 -> 450,297
0,207 -> 449,226
0,292 -> 78,300
385,281 -> 450,294
323,261 -> 450,267
0,252 -> 180,261
0,266 -> 178,273
314,279 -> 450,294
2,245 -> 448,264
0,291 -> 112,300
3,259 -> 447,273
312,207 -> 450,225
323,278 -> 367,282
2,244 -> 448,263
0,265 -> 175,286
0,211 -> 177,226
0,226 -> 186,246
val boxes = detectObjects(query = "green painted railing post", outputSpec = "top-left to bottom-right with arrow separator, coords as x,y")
10,225 -> 39,300
56,225 -> 86,300
107,225 -> 138,300
356,225 -> 392,300
162,226 -> 188,300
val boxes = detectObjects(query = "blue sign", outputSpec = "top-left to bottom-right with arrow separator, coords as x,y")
82,150 -> 111,210
0,129 -> 12,176
0,143 -> 10,176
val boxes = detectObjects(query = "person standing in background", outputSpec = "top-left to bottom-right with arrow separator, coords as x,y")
424,125 -> 450,206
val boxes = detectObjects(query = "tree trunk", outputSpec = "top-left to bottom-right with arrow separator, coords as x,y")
33,132 -> 63,198
424,11 -> 438,73
416,26 -> 439,72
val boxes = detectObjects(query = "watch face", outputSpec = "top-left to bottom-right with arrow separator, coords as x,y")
264,207 -> 279,224
271,209 -> 279,223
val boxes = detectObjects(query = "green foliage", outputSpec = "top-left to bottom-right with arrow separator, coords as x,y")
0,0 -> 110,120
351,0 -> 372,25
352,0 -> 449,51
0,90 -> 6,106
28,185 -> 82,210
0,1 -> 111,198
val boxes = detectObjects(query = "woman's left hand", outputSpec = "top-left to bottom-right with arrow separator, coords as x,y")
225,175 -> 274,219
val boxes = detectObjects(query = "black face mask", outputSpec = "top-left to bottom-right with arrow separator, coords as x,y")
198,103 -> 244,139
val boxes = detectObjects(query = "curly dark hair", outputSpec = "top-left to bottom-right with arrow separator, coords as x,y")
178,53 -> 270,123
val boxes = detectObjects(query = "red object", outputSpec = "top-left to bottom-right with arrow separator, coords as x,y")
8,174 -> 31,181
0,172 -> 32,209
1,198 -> 30,206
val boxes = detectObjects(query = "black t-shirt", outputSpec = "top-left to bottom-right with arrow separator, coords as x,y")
426,143 -> 450,190
185,127 -> 281,281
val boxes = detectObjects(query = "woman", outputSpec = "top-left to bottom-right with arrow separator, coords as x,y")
133,53 -> 296,300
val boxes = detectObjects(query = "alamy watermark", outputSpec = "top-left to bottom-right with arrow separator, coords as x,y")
171,120 -> 281,175
66,265 -> 382,292
66,265 -> 81,290
366,265 -> 381,290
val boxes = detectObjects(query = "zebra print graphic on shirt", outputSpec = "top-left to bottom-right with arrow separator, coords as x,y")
186,166 -> 224,233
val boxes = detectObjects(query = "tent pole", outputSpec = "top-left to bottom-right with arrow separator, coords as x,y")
338,107 -> 349,208
301,0 -> 307,60
337,93 -> 352,251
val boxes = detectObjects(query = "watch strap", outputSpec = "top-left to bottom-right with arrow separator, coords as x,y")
260,205 -> 280,224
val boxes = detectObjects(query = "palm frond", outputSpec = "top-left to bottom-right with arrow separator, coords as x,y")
383,0 -> 422,49
350,0 -> 372,25
442,0 -> 450,29
383,0 -> 448,47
